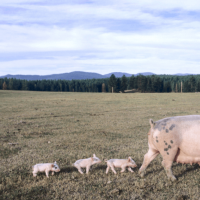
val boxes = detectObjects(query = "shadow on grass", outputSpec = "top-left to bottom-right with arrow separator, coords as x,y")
60,166 -> 77,173
60,165 -> 107,175
138,163 -> 200,181
94,165 -> 107,170
174,163 -> 200,179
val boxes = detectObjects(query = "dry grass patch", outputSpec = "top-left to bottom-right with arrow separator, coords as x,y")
0,91 -> 200,199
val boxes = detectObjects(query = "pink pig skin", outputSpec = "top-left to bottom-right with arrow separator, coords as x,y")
139,115 -> 200,181
105,157 -> 137,174
73,154 -> 101,174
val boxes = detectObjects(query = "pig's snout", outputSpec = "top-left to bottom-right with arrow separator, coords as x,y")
132,163 -> 137,167
131,164 -> 137,168
54,169 -> 60,172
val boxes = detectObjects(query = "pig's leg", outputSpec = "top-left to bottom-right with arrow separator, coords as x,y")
161,148 -> 178,181
33,169 -> 37,177
86,165 -> 91,174
139,148 -> 159,178
106,166 -> 110,174
120,165 -> 126,173
74,164 -> 84,174
110,164 -> 117,174
128,167 -> 134,173
52,171 -> 54,176
77,167 -> 84,174
33,172 -> 37,177
33,169 -> 38,177
45,170 -> 49,178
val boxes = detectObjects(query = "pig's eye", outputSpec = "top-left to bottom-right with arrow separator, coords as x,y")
55,167 -> 57,169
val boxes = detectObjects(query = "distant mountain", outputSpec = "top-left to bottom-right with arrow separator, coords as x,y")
174,73 -> 193,76
135,72 -> 155,76
104,72 -> 133,78
0,71 -> 193,81
0,71 -> 105,81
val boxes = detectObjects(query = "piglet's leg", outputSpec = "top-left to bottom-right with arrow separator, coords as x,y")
128,167 -> 134,173
77,167 -> 84,174
106,166 -> 110,174
86,165 -> 91,174
33,169 -> 37,177
74,164 -> 84,174
139,148 -> 159,178
52,172 -> 54,176
120,165 -> 126,173
45,170 -> 49,178
33,173 -> 37,177
110,165 -> 117,174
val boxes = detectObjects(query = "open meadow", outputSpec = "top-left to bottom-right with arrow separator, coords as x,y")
1,90 -> 200,199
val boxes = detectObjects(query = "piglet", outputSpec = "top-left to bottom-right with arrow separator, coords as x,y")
32,161 -> 60,178
73,154 -> 101,174
105,157 -> 137,174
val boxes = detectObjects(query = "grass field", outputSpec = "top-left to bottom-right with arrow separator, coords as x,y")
1,90 -> 200,199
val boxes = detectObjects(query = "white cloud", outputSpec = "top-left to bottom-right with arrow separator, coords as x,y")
1,0 -> 200,75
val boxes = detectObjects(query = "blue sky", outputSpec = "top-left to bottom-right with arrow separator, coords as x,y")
1,0 -> 200,76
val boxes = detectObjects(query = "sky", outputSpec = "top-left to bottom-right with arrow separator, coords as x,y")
1,0 -> 200,76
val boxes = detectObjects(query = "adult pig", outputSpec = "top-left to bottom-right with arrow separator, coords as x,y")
139,115 -> 200,181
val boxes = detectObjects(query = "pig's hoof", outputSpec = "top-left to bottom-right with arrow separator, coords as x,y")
138,170 -> 145,178
139,171 -> 145,178
168,176 -> 177,182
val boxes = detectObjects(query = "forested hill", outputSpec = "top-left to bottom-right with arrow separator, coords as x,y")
1,73 -> 200,93
0,71 -> 155,81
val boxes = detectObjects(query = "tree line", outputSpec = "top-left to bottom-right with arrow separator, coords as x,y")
1,74 -> 200,93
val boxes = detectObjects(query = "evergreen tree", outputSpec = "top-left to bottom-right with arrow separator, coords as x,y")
115,78 -> 121,93
137,75 -> 147,92
190,76 -> 196,92
183,80 -> 190,92
0,79 -> 2,89
8,78 -> 13,90
164,81 -> 172,92
129,75 -> 135,89
108,74 -> 117,92
197,80 -> 200,92
121,75 -> 127,92
146,77 -> 152,92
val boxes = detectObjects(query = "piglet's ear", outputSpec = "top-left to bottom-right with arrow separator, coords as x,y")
128,157 -> 131,162
51,164 -> 54,167
93,154 -> 96,157
54,161 -> 57,164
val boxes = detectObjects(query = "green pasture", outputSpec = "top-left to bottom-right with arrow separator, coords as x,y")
0,90 -> 200,199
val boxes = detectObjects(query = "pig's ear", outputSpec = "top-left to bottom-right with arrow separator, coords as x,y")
128,157 -> 131,162
93,154 -> 96,157
51,164 -> 54,167
54,161 -> 57,164
149,119 -> 155,128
